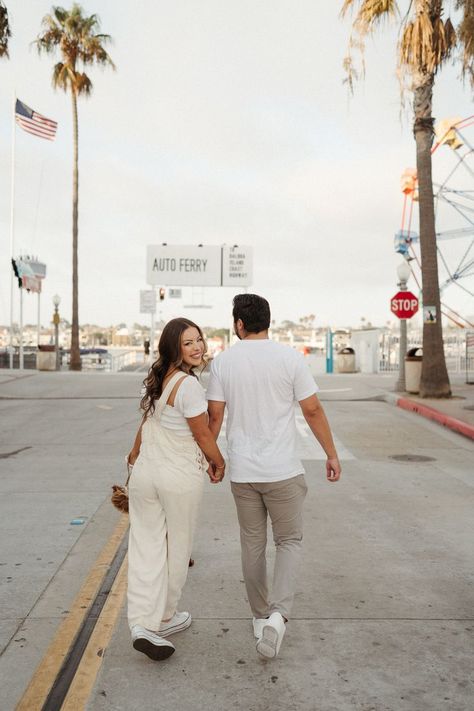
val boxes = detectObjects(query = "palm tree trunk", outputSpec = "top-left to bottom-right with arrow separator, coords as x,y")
413,77 -> 450,397
69,89 -> 81,371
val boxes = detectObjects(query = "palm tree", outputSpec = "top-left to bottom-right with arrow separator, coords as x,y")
341,1 -> 474,397
0,1 -> 11,58
36,4 -> 114,370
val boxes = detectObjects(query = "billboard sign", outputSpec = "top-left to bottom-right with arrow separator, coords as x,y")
147,245 -> 221,286
147,245 -> 253,287
222,245 -> 253,286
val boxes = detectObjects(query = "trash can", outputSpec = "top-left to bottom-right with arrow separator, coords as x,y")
405,347 -> 422,393
37,345 -> 57,371
335,347 -> 356,373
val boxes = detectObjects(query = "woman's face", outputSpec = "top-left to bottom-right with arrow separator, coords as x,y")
180,326 -> 205,368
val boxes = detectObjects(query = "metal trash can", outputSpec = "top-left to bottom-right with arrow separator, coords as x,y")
37,345 -> 56,371
335,347 -> 356,373
405,347 -> 422,393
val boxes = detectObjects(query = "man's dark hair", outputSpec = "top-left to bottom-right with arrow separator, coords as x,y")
232,293 -> 271,333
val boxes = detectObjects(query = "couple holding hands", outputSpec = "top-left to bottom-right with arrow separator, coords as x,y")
126,293 -> 341,661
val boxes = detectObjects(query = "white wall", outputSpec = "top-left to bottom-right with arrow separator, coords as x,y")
350,329 -> 382,374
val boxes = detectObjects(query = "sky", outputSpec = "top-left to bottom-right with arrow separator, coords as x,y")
1,0 -> 473,332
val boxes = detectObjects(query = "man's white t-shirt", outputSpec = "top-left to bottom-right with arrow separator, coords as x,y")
206,339 -> 318,483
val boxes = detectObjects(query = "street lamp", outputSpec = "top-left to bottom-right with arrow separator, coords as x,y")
52,294 -> 61,371
395,260 -> 411,392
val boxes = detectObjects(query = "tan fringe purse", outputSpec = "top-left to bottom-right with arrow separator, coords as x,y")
111,460 -> 133,514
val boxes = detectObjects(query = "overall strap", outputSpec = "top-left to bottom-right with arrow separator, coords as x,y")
154,371 -> 188,419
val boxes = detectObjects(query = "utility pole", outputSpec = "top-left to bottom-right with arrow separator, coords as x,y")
53,294 -> 61,370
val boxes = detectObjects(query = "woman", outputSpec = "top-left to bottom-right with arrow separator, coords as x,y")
126,317 -> 225,661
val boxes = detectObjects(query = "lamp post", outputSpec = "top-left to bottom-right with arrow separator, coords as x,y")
53,294 -> 61,371
395,260 -> 412,392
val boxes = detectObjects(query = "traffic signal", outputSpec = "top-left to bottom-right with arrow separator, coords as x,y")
159,288 -> 165,301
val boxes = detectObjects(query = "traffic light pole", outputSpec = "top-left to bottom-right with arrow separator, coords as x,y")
149,286 -> 156,364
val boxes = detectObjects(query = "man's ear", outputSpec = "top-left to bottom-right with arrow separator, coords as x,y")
235,319 -> 244,336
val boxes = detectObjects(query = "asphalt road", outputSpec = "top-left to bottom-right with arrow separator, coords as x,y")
0,371 -> 473,711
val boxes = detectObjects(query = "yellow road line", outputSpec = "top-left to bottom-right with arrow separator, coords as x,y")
60,555 -> 128,710
16,515 -> 129,711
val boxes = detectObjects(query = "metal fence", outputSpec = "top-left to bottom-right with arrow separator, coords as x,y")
0,347 -> 144,373
379,333 -> 474,379
467,331 -> 474,384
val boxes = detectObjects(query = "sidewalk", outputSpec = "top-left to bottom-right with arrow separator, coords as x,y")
348,373 -> 474,441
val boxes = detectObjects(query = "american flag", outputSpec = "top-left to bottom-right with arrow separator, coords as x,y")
15,99 -> 58,141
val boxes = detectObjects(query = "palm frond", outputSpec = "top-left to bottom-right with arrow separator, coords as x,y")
455,0 -> 474,87
0,1 -> 11,59
341,0 -> 398,24
75,72 -> 93,96
399,12 -> 456,76
341,0 -> 399,91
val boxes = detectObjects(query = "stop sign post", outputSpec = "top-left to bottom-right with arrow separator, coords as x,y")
390,291 -> 419,319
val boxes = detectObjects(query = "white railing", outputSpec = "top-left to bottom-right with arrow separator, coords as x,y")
378,334 -> 474,376
109,349 -> 142,372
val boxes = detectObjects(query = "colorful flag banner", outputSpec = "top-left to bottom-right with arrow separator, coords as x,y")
15,99 -> 58,141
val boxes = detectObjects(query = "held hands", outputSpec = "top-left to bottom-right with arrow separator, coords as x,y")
207,461 -> 226,484
326,456 -> 341,483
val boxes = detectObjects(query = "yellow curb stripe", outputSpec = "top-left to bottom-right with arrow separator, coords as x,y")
16,516 -> 129,711
60,556 -> 128,710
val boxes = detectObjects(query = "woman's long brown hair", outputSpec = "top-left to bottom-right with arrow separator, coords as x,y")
140,317 -> 207,418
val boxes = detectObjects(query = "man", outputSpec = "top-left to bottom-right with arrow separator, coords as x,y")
207,293 -> 341,659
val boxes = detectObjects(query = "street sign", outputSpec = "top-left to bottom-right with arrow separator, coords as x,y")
222,245 -> 253,286
21,275 -> 42,293
140,290 -> 156,314
390,291 -> 419,319
147,245 -> 221,286
146,245 -> 253,286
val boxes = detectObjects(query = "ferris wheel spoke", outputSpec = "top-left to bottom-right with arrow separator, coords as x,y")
457,240 -> 474,272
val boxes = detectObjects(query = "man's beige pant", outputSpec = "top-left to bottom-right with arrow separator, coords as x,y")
231,474 -> 307,620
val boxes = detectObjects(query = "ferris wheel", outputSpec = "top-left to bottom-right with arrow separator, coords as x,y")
394,115 -> 474,327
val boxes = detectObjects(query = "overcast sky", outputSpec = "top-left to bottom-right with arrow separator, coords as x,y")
1,0 -> 473,331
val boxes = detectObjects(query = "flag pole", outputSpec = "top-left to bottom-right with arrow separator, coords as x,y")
9,93 -> 16,369
19,286 -> 24,370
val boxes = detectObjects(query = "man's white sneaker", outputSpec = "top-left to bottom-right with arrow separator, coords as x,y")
252,617 -> 268,640
131,625 -> 175,661
158,611 -> 192,637
256,612 -> 286,659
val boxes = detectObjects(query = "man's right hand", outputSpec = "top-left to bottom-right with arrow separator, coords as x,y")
207,461 -> 225,484
326,457 -> 341,482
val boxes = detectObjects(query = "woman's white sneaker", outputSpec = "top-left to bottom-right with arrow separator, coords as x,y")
131,625 -> 175,661
256,612 -> 286,659
158,611 -> 192,637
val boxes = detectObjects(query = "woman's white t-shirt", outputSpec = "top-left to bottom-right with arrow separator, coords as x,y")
160,376 -> 207,435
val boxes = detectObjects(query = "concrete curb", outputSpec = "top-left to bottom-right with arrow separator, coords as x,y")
397,397 -> 474,441
382,392 -> 474,441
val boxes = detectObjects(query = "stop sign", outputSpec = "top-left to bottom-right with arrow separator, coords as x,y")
390,291 -> 419,319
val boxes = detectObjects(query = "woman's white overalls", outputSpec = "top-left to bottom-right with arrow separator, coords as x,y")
127,372 -> 205,631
